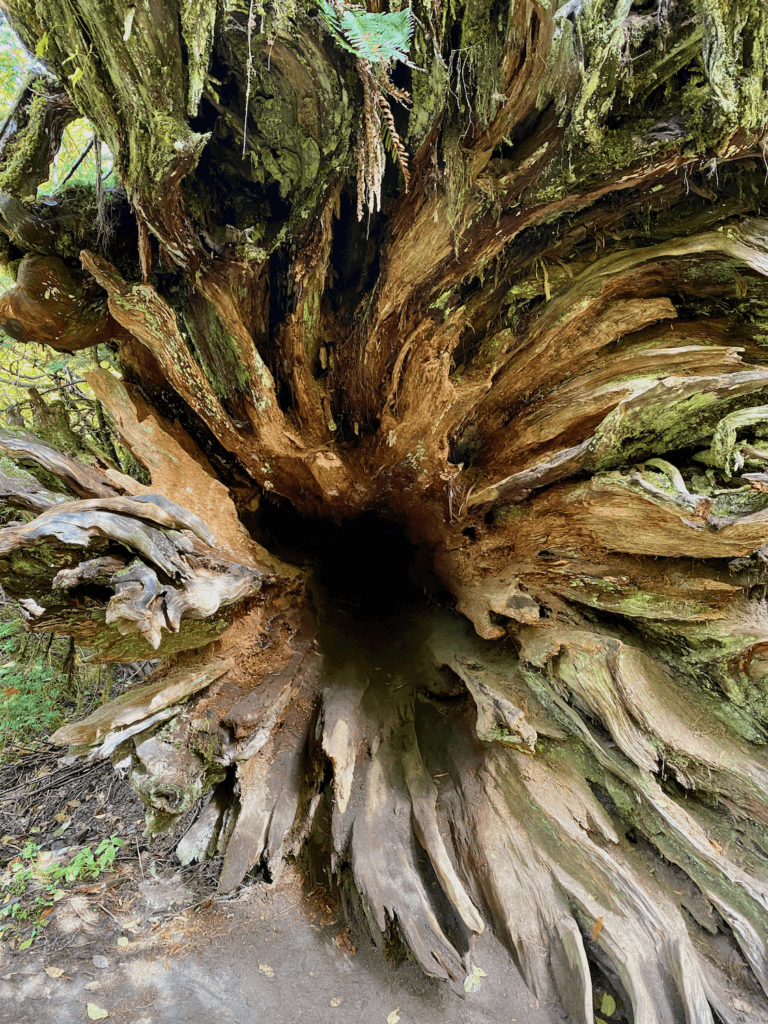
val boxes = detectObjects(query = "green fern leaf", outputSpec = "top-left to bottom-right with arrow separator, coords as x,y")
317,3 -> 417,67
340,9 -> 415,66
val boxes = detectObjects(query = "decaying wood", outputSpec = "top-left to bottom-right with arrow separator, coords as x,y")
50,656 -> 234,748
1,0 -> 768,1019
0,491 -> 277,655
0,427 -> 122,498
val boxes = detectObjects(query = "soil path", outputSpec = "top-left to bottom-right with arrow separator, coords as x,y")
1,870 -> 569,1024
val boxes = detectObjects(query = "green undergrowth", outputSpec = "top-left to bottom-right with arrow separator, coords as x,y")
0,834 -> 124,949
0,605 -> 110,762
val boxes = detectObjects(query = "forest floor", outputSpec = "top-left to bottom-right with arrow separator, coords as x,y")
0,754 -> 569,1024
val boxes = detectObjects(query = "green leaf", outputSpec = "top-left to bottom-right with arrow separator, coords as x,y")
600,993 -> 617,1016
463,965 -> 486,993
18,936 -> 33,949
68,67 -> 84,87
35,33 -> 49,59
86,1004 -> 109,1020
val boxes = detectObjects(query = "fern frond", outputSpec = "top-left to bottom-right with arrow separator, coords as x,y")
381,77 -> 412,107
340,8 -> 416,67
316,2 -> 419,68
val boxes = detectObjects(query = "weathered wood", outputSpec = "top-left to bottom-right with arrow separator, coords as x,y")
1,0 -> 768,1018
50,656 -> 233,747
0,427 -> 122,498
0,496 -> 272,654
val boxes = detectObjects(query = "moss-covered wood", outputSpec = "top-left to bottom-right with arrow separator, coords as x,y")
1,0 -> 768,1019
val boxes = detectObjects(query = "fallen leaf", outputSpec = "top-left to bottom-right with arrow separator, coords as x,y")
66,800 -> 81,808
464,964 -> 487,993
592,916 -> 604,942
86,1004 -> 109,1020
330,997 -> 343,1007
733,997 -> 753,1012
117,937 -> 129,947
3,687 -> 19,697
53,812 -> 69,823
92,955 -> 109,970
386,1011 -> 401,1024
259,963 -> 275,978
709,838 -> 724,853
44,966 -> 65,978
18,937 -> 33,950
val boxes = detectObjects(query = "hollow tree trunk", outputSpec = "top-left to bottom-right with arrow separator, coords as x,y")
1,0 -> 768,1019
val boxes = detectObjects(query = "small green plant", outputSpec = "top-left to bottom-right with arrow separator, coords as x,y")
0,618 -> 64,754
0,834 -> 125,948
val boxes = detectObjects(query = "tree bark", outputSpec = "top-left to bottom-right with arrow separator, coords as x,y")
1,0 -> 768,1019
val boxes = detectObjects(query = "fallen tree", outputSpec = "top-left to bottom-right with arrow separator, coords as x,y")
0,0 -> 767,1018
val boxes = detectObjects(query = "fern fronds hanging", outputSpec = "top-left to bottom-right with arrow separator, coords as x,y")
356,61 -> 385,219
318,2 -> 418,218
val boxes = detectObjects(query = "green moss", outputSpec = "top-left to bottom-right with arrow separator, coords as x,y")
91,616 -> 228,663
406,11 -> 449,149
490,504 -> 531,526
182,298 -> 252,401
538,0 -> 768,204
589,382 -> 768,472
0,88 -> 49,200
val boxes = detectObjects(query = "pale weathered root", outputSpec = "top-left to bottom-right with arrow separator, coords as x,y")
0,427 -> 122,499
41,577 -> 768,1020
45,595 -> 768,1020
311,610 -> 768,1021
519,625 -> 768,826
326,683 -> 481,987
50,656 -> 234,750
0,494 -> 269,653
216,623 -> 322,891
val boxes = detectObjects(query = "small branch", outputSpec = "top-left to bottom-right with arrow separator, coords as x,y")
55,136 -> 94,191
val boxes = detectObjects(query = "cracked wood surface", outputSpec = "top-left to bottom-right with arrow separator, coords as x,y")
1,0 -> 768,1020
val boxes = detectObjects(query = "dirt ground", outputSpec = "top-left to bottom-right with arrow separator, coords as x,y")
0,877 -> 569,1024
0,756 -> 569,1024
